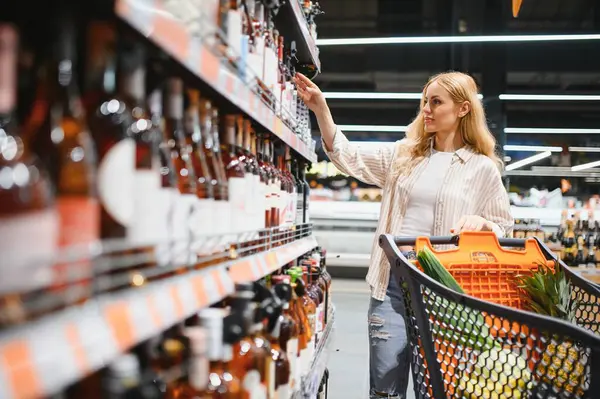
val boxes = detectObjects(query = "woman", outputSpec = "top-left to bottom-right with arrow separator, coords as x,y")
294,71 -> 513,398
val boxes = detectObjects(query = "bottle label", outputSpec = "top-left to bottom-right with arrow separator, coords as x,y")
289,188 -> 298,227
57,196 -> 99,247
155,187 -> 177,266
171,193 -> 196,265
260,182 -> 269,219
279,189 -> 288,227
317,304 -> 324,334
128,170 -> 162,244
263,46 -> 278,91
214,199 -> 232,248
227,10 -> 243,59
188,356 -> 209,391
287,338 -> 299,390
97,138 -> 135,226
296,194 -> 304,226
54,197 -> 99,290
276,384 -> 291,399
0,210 -> 58,294
190,198 -> 215,255
308,313 -> 317,341
267,358 -> 276,398
242,369 -> 263,399
300,347 -> 310,377
229,176 -> 246,234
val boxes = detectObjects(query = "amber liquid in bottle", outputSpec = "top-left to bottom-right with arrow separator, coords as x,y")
0,24 -> 58,325
268,316 -> 291,398
273,277 -> 300,392
31,13 -> 99,299
184,89 -> 215,259
220,115 -> 246,239
164,78 -> 198,270
85,22 -> 131,241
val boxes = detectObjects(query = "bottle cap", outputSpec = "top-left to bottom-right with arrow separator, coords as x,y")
273,282 -> 292,303
184,327 -> 207,355
107,353 -> 140,379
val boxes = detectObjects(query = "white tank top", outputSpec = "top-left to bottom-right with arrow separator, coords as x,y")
398,149 -> 454,237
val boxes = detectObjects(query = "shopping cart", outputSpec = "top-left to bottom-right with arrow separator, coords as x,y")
379,231 -> 600,399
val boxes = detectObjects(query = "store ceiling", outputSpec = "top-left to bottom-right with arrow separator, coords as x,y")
313,0 -> 600,183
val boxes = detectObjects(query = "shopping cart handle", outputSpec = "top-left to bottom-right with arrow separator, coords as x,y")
392,235 -> 527,248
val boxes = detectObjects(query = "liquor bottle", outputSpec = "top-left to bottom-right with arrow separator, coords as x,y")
164,78 -> 197,267
300,161 -> 310,227
239,118 -> 259,235
250,0 -> 266,89
245,122 -> 264,234
264,137 -> 280,229
28,12 -> 99,294
302,264 -> 324,341
167,327 -> 208,398
146,65 -> 175,269
289,268 -> 315,375
283,147 -> 297,234
226,0 -> 243,64
230,292 -> 269,399
85,22 -> 132,241
256,133 -> 272,231
273,276 -> 299,394
220,114 -> 246,236
199,99 -> 230,252
184,89 -> 215,257
292,158 -> 304,229
0,24 -> 58,301
102,353 -> 163,398
262,16 -> 279,101
117,37 -> 163,263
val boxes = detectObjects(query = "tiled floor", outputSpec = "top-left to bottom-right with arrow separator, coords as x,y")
327,278 -> 415,399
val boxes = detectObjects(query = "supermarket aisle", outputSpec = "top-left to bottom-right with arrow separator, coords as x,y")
328,278 -> 415,399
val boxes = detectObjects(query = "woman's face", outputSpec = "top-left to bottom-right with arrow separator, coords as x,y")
422,80 -> 469,134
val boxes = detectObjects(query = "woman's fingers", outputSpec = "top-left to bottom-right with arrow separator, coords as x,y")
295,72 -> 316,88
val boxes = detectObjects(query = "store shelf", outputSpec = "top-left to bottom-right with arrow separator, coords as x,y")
294,306 -> 336,399
280,0 -> 321,72
114,0 -> 317,164
0,234 -> 318,399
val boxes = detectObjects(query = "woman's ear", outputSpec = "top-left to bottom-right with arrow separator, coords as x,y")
458,101 -> 471,118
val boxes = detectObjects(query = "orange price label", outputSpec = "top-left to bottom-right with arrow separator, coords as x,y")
104,302 -> 135,351
512,0 -> 523,17
0,340 -> 41,399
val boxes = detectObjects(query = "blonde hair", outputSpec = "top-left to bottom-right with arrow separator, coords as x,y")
393,71 -> 502,176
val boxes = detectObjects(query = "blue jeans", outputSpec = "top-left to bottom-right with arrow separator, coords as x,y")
368,271 -> 410,398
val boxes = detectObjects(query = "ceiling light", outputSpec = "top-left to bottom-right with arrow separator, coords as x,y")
324,92 -> 483,100
503,145 -> 562,152
500,94 -> 600,101
317,34 -> 600,46
337,125 -> 408,132
572,160 -> 600,172
568,147 -> 600,152
505,151 -> 552,171
505,128 -> 600,134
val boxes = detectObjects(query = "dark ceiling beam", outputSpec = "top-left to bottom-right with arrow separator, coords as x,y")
318,42 -> 600,73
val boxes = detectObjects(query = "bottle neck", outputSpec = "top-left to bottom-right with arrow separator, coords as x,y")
0,25 -> 18,117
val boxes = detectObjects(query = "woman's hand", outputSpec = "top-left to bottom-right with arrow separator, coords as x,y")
293,72 -> 327,115
450,215 -> 492,234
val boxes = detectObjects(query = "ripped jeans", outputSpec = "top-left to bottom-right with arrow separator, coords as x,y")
368,271 -> 410,399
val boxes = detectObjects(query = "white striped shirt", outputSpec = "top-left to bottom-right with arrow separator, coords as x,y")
324,127 -> 514,301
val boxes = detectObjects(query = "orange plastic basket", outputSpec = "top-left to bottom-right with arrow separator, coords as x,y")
414,231 -> 555,310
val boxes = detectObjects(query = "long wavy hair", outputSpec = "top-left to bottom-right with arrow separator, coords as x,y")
393,71 -> 502,176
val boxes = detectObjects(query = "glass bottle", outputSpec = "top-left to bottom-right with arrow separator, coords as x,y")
167,327 -> 208,398
85,22 -> 131,241
256,133 -> 271,232
102,353 -> 162,398
184,89 -> 215,258
289,268 -> 315,376
273,276 -> 300,394
221,115 -> 246,236
230,293 -> 269,399
31,12 -> 99,295
164,78 -> 197,268
199,99 -> 230,253
292,158 -> 304,230
0,24 -> 58,311
243,120 -> 262,235
235,116 -> 253,234
264,138 -> 281,230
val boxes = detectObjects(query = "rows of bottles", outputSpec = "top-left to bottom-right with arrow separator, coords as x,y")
53,248 -> 332,399
183,0 -> 318,143
0,11 -> 312,298
546,211 -> 600,268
